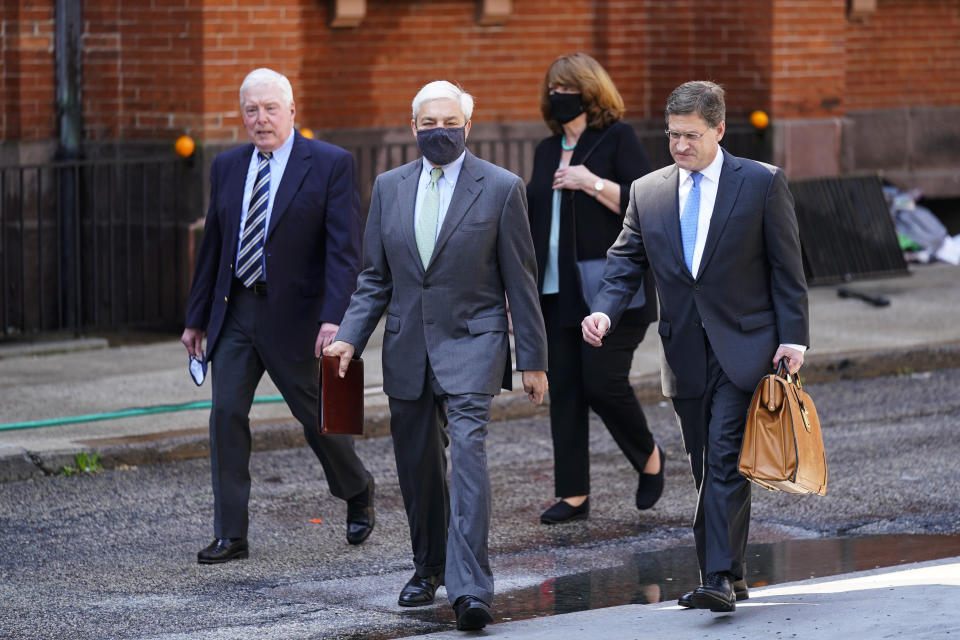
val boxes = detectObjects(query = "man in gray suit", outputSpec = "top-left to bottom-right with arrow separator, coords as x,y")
325,80 -> 548,631
582,81 -> 808,613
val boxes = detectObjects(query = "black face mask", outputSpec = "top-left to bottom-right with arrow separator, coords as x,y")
549,92 -> 585,124
416,126 -> 467,166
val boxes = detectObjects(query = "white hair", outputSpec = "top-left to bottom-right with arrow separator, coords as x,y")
411,80 -> 474,121
239,68 -> 294,106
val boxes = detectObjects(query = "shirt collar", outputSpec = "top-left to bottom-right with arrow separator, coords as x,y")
264,129 -> 296,165
420,150 -> 466,188
679,147 -> 725,185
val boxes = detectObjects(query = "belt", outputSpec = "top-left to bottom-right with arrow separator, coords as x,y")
235,278 -> 267,295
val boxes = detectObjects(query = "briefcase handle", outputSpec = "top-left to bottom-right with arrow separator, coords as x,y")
775,357 -> 801,388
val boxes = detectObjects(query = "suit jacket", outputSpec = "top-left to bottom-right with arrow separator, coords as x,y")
594,149 -> 809,398
526,121 -> 657,327
336,151 -> 549,400
184,130 -> 363,362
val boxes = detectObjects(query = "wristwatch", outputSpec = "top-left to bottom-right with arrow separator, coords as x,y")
593,178 -> 605,198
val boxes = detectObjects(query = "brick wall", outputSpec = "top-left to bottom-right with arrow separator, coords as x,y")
1,0 -> 56,142
2,1 -> 959,177
846,0 -> 960,110
82,0 -> 205,141
770,0 -> 846,118
297,0 -> 599,132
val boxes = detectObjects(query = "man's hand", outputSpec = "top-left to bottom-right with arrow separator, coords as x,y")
181,327 -> 205,358
522,370 -> 548,405
581,313 -> 610,347
773,345 -> 804,375
323,340 -> 356,378
314,322 -> 339,357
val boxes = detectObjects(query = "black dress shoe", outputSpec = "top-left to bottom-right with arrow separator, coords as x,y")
678,579 -> 748,608
453,595 -> 493,631
346,475 -> 375,545
540,497 -> 589,524
197,537 -> 248,564
691,572 -> 736,612
398,572 -> 443,607
636,444 -> 666,510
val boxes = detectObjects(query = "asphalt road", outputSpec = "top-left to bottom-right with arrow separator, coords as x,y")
1,367 -> 959,640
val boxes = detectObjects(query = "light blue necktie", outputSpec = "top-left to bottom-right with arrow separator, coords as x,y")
680,171 -> 703,274
416,168 -> 443,268
236,152 -> 271,286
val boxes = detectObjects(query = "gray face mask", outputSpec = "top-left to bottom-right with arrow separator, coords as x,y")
416,126 -> 466,166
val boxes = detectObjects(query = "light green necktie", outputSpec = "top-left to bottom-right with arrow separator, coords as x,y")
416,167 -> 443,268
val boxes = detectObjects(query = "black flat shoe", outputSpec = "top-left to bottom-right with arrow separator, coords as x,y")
453,595 -> 492,630
636,444 -> 665,510
691,572 -> 736,612
197,537 -> 248,564
678,579 -> 748,608
346,475 -> 375,545
540,497 -> 589,524
398,572 -> 443,607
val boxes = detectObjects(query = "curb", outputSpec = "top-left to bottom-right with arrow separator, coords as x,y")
4,341 -> 958,484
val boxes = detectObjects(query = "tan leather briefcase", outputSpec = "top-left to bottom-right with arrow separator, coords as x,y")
739,360 -> 827,495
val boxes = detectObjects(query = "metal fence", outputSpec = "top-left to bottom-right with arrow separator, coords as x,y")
0,157 -> 192,339
0,125 -> 770,340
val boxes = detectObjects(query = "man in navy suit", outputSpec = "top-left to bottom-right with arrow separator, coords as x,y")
181,68 -> 375,564
582,81 -> 809,612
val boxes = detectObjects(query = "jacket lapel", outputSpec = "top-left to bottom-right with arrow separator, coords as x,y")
266,131 -> 309,240
696,149 -> 744,278
225,145 -> 254,251
396,159 -> 423,271
429,151 -> 482,268
653,165 -> 687,274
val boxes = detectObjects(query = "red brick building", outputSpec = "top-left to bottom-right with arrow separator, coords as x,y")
3,0 -> 959,195
1,0 -> 958,337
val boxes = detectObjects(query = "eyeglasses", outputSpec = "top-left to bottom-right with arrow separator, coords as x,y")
665,129 -> 707,141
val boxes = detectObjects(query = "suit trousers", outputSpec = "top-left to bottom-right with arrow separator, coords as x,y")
209,282 -> 370,539
671,338 -> 752,580
388,365 -> 494,606
541,294 -> 655,497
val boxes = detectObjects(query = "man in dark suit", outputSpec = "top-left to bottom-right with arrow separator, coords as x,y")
325,80 -> 549,631
582,81 -> 809,612
181,68 -> 375,564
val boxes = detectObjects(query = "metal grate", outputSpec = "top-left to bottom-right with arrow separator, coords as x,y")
789,175 -> 907,285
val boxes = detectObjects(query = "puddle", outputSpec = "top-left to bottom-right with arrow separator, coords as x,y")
397,534 -> 960,632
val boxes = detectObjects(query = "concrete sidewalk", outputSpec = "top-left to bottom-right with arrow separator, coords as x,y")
406,556 -> 960,639
2,261 -> 959,482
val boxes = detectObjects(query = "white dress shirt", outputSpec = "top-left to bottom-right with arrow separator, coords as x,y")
414,151 -> 466,241
677,148 -> 724,280
236,130 -> 295,279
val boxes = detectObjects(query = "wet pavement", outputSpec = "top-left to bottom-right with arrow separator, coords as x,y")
3,261 -> 960,482
2,366 -> 959,639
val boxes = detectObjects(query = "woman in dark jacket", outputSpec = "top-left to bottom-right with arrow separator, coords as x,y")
527,52 -> 663,524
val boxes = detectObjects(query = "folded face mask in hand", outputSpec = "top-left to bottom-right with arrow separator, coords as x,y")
189,354 -> 207,386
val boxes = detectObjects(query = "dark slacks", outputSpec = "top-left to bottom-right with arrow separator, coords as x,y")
671,340 -> 752,580
209,282 -> 370,539
388,365 -> 495,606
541,294 -> 655,497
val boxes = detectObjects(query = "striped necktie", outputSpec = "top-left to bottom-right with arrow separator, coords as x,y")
416,167 -> 443,268
236,151 -> 271,287
680,171 -> 703,274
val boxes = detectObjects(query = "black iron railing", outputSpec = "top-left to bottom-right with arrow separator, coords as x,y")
0,157 -> 192,338
0,125 -> 770,340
